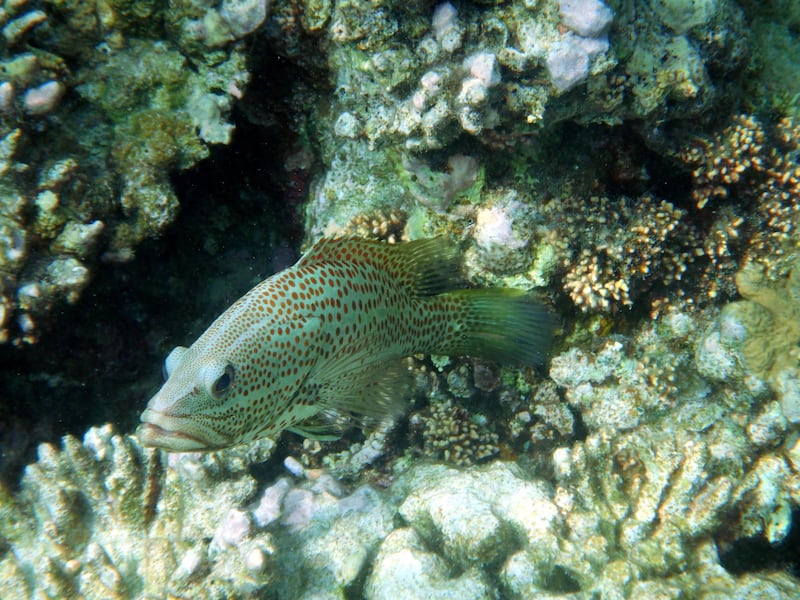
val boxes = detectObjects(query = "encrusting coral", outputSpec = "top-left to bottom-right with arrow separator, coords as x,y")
0,0 -> 258,344
722,257 -> 800,422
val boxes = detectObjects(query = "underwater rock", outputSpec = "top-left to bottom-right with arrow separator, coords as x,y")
549,0 -> 613,93
558,0 -> 613,38
546,37 -> 592,93
399,463 -> 547,570
470,193 -> 528,269
220,0 -> 269,38
22,80 -> 65,115
366,528 -> 494,600
649,0 -> 719,34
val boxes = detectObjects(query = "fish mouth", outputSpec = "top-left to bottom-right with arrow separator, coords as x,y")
138,409 -> 229,452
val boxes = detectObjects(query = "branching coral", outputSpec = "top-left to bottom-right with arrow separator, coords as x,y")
416,397 -> 500,466
541,114 -> 800,314
680,114 -> 800,290
341,209 -> 408,243
547,194 -> 699,312
681,114 -> 769,210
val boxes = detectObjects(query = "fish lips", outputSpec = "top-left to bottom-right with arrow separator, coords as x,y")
138,409 -> 230,452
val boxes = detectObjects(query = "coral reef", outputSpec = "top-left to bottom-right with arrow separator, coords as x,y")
307,111 -> 799,317
372,459 -> 799,598
317,0 -> 746,153
678,114 -> 800,297
0,425 -> 397,599
0,425 -> 276,598
0,0 -> 258,344
515,112 -> 800,314
3,296 -> 800,597
720,257 -> 800,423
6,417 -> 798,598
4,1 -> 800,598
303,0 -> 750,237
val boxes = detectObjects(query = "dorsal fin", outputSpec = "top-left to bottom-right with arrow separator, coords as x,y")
296,237 -> 464,297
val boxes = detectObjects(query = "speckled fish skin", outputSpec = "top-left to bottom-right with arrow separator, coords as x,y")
138,237 -> 556,452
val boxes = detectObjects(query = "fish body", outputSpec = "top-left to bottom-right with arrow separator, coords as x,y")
138,237 -> 555,451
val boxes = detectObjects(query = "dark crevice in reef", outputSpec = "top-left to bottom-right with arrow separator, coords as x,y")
0,95 -> 311,488
718,507 -> 800,578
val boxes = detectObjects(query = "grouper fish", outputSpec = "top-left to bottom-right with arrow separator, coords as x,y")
138,237 -> 555,452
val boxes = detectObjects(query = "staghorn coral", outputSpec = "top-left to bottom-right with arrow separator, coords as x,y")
541,422 -> 800,596
6,420 -> 794,600
518,306 -> 800,596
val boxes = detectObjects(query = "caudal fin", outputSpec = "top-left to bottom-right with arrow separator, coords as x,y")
440,288 -> 557,366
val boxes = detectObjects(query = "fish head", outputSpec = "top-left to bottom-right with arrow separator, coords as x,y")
138,344 -> 242,451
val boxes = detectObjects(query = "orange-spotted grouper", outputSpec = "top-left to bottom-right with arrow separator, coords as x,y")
138,237 -> 556,451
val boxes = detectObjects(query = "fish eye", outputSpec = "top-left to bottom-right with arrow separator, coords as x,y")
211,364 -> 235,399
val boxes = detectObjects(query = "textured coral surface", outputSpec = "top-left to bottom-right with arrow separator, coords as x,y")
2,0 -> 800,597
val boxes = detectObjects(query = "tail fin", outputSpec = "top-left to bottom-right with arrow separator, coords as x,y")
441,288 -> 557,366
